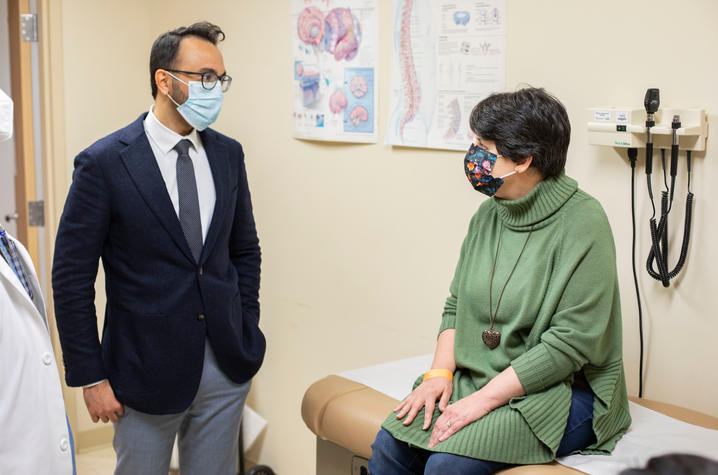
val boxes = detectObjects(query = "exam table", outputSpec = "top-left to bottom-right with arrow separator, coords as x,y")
302,355 -> 718,474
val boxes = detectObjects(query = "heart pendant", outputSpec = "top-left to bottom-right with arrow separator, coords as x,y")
482,329 -> 501,349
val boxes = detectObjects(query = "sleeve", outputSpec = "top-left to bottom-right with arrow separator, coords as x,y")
439,210 -> 480,335
511,205 -> 622,394
51,149 -> 111,387
229,143 -> 261,323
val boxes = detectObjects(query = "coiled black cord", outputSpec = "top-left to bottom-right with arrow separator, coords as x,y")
645,150 -> 694,285
660,190 -> 669,268
646,192 -> 694,281
647,217 -> 671,287
660,149 -> 669,267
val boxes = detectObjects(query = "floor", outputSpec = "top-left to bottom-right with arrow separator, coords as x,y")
75,447 -> 254,474
76,446 -> 116,474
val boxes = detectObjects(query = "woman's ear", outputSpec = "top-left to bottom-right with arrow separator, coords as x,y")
515,156 -> 534,174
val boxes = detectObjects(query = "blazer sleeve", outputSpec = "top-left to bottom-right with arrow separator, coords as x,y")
229,143 -> 261,323
52,149 -> 111,387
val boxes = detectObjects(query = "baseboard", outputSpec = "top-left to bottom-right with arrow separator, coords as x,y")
77,425 -> 114,454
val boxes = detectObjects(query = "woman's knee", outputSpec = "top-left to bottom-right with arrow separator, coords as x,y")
369,428 -> 426,474
370,428 -> 396,455
369,429 -> 405,467
425,452 -> 506,475
424,453 -> 455,474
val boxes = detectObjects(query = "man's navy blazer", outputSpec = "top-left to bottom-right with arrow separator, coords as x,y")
52,113 -> 265,414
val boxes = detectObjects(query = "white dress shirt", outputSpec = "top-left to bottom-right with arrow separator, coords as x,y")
143,105 -> 216,241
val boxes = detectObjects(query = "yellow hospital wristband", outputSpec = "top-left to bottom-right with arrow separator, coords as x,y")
422,369 -> 453,382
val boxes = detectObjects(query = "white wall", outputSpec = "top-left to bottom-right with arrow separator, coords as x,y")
1,0 -> 17,236
54,0 -> 718,472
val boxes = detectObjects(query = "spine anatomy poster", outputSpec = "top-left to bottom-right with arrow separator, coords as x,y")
292,0 -> 379,143
386,0 -> 506,151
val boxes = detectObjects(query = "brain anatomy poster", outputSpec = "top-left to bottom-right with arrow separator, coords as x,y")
386,0 -> 506,151
292,0 -> 379,143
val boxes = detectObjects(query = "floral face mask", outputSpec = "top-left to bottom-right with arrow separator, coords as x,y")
464,144 -> 516,197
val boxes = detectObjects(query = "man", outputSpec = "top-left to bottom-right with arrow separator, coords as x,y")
0,88 -> 75,475
52,22 -> 265,474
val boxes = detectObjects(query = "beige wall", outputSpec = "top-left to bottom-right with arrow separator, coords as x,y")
50,0 -> 718,472
58,0 -> 156,435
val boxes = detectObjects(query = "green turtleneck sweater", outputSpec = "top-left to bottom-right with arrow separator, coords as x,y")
381,173 -> 631,463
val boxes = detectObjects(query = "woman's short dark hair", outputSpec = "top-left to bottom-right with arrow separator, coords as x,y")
149,22 -> 225,98
469,87 -> 571,178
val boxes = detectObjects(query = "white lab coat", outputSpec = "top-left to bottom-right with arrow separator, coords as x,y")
0,87 -> 12,142
0,234 -> 74,475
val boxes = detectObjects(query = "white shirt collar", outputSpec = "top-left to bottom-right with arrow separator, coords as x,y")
145,105 -> 200,154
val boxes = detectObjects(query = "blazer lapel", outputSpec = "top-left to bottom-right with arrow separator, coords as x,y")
119,125 -> 196,264
199,130 -> 230,264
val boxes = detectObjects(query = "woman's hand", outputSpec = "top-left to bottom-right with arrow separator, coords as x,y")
428,393 -> 490,448
394,377 -> 453,430
426,365 -> 525,448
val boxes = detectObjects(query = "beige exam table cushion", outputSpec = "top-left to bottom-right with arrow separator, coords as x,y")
302,374 -> 718,474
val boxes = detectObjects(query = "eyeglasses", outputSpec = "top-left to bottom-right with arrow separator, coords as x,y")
166,69 -> 232,92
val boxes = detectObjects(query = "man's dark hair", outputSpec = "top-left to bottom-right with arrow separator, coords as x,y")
469,87 -> 571,178
149,22 -> 225,98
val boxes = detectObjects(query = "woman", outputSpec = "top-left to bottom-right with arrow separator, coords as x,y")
369,88 -> 631,474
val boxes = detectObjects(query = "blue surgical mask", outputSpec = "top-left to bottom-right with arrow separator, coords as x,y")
464,144 -> 516,197
166,72 -> 223,131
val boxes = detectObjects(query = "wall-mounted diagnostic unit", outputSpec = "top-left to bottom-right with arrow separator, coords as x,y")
587,89 -> 708,398
587,106 -> 708,151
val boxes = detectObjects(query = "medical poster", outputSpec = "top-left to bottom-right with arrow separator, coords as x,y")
386,0 -> 506,151
292,0 -> 379,143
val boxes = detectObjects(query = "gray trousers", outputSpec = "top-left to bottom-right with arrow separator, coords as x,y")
113,341 -> 251,475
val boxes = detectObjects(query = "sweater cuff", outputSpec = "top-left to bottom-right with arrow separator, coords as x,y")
438,314 -> 456,335
511,344 -> 556,394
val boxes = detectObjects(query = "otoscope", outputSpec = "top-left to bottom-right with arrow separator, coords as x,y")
643,89 -> 670,285
644,88 -> 660,180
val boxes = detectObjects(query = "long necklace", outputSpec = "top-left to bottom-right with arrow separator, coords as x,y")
482,223 -> 534,350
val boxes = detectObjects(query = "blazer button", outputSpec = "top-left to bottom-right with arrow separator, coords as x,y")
199,267 -> 204,276
59,438 -> 69,451
198,314 -> 205,321
42,352 -> 53,365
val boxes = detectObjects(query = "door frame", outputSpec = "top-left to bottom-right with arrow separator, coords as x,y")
7,0 -> 38,264
9,0 -> 94,454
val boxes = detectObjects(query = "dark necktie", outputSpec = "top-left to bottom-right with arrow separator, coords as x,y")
174,139 -> 203,262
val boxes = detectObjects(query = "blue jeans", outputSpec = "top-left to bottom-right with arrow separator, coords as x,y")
369,386 -> 596,475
